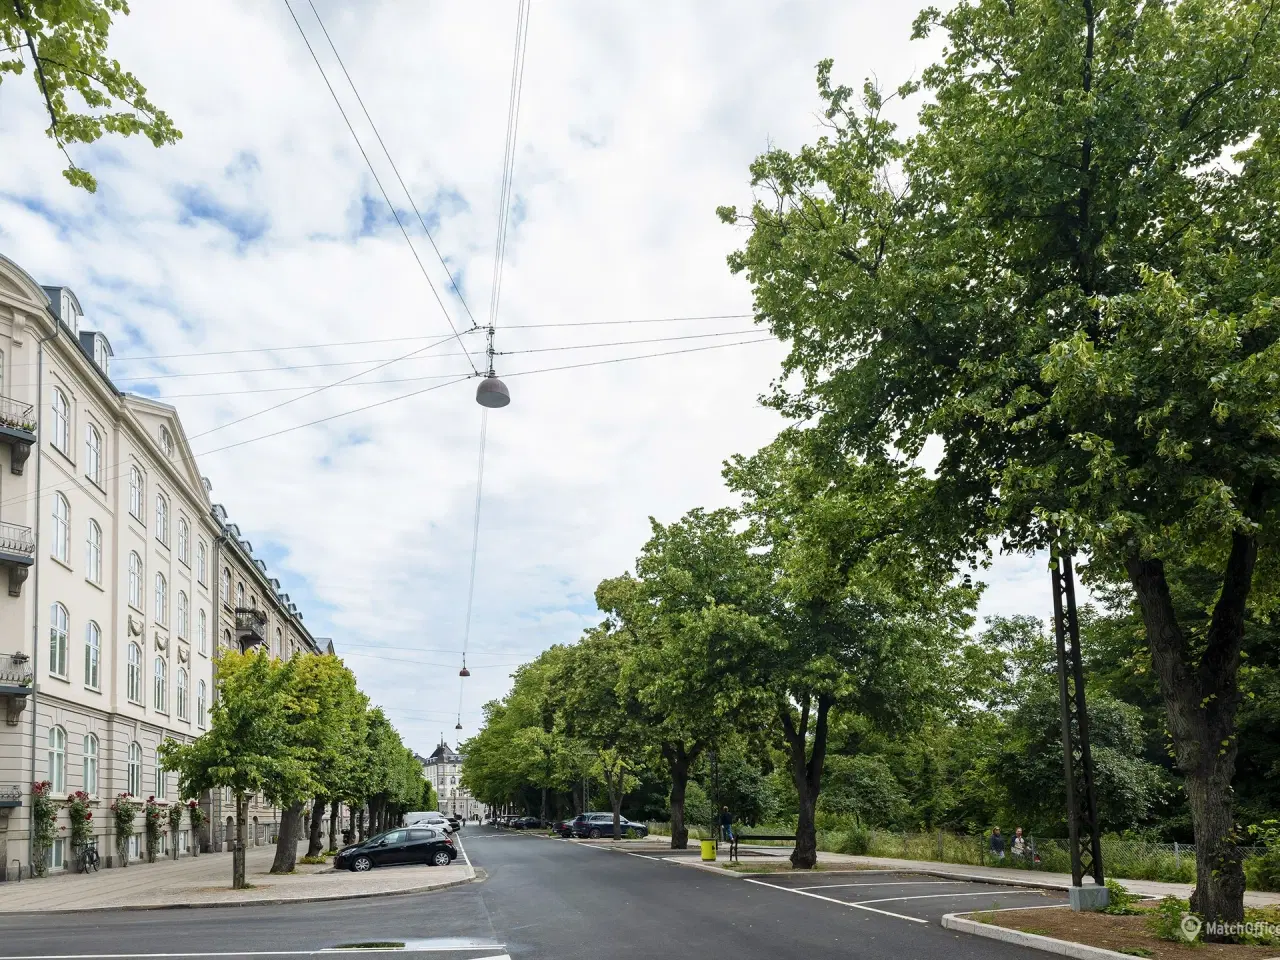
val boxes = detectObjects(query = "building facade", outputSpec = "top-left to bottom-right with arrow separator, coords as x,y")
0,252 -> 333,879
420,741 -> 481,821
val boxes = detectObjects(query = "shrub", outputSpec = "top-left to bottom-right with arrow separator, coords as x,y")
67,790 -> 94,855
1146,897 -> 1198,943
1245,821 -> 1280,893
31,781 -> 56,877
110,793 -> 141,866
1103,878 -> 1142,915
143,798 -> 164,863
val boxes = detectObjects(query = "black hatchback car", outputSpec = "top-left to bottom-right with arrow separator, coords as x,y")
569,813 -> 648,839
334,827 -> 457,872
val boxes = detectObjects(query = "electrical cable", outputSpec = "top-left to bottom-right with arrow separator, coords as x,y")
281,0 -> 478,374
303,0 -> 481,330
495,328 -> 759,357
154,371 -> 474,401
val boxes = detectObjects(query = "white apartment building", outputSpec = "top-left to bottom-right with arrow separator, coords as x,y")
420,741 -> 481,821
0,252 -> 336,879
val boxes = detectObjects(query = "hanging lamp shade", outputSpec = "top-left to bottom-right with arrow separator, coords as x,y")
476,375 -> 510,408
459,666 -> 471,677
455,721 -> 463,731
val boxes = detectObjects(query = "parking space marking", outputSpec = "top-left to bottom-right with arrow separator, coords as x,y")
792,880 -> 967,891
850,890 -> 1050,906
742,877 -> 929,924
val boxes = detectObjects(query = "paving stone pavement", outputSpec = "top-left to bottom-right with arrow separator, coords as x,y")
0,840 -> 474,912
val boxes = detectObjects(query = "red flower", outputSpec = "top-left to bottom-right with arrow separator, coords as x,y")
86,812 -> 92,820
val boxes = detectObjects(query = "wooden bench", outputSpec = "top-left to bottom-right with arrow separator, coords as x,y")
728,833 -> 795,861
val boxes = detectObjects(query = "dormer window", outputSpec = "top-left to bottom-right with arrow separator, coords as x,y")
62,291 -> 79,334
93,337 -> 108,373
158,425 -> 173,457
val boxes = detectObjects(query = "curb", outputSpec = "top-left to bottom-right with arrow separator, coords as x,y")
941,912 -> 1139,960
0,867 -> 479,916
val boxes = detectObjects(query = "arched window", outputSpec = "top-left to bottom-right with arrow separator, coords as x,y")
48,725 -> 66,793
129,465 -> 144,520
154,657 -> 167,713
177,591 -> 188,637
83,733 -> 99,795
221,567 -> 231,603
51,388 -> 69,453
177,667 -> 188,720
197,680 -> 207,727
128,552 -> 143,608
127,741 -> 142,797
178,518 -> 189,564
127,642 -> 142,702
155,758 -> 166,800
235,582 -> 245,608
198,609 -> 207,655
49,602 -> 68,677
274,627 -> 282,658
85,519 -> 102,584
154,572 -> 167,624
51,493 -> 69,563
155,494 -> 169,545
85,424 -> 102,484
84,621 -> 100,689
223,628 -> 232,650
197,541 -> 208,584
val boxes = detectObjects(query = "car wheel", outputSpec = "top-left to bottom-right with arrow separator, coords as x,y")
431,850 -> 452,867
351,855 -> 373,872
588,828 -> 601,839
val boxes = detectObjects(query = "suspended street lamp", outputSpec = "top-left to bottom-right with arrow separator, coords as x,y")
475,326 -> 511,408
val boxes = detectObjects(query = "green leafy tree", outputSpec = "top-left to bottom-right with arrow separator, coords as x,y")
1,0 -> 180,190
718,1 -> 1280,926
820,754 -> 909,828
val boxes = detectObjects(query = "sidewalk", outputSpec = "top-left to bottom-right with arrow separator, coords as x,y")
729,844 -> 1280,908
0,841 -> 474,912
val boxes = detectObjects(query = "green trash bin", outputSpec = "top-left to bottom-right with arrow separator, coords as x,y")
700,839 -> 717,862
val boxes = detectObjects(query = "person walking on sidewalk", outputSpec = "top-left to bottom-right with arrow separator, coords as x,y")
990,826 -> 1005,860
718,806 -> 733,843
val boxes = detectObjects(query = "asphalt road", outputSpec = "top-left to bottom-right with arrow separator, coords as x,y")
0,826 -> 1064,960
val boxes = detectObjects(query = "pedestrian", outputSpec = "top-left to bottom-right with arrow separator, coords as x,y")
990,826 -> 1005,860
1011,827 -> 1025,860
719,805 -> 733,843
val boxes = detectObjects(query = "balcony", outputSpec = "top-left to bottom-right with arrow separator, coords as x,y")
235,607 -> 268,651
0,396 -> 36,475
0,521 -> 34,597
0,784 -> 20,808
1,652 -> 32,725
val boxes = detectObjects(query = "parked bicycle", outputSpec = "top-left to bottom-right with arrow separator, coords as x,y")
76,841 -> 100,874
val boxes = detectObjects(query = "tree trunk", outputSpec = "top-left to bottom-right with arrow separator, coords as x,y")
356,807 -> 365,842
667,747 -> 691,850
328,800 -> 340,852
782,694 -> 832,870
609,779 -> 623,841
540,786 -> 547,825
232,792 -> 247,890
307,796 -> 325,858
1128,539 -> 1254,937
270,801 -> 305,874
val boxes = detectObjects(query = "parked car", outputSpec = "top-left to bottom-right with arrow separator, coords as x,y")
404,812 -> 454,833
569,812 -> 648,839
551,819 -> 572,837
334,827 -> 457,872
445,814 -> 462,831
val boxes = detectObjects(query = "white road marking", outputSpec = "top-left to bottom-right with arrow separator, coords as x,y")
454,833 -> 472,870
851,890 -> 1050,906
794,880 -> 968,891
742,877 -> 929,924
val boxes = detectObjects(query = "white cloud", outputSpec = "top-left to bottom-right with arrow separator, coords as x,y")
1,0 -> 1062,750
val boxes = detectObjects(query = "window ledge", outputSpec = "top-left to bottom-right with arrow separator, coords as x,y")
50,556 -> 74,573
85,578 -> 104,592
47,672 -> 71,684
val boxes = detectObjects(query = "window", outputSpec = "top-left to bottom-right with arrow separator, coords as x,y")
155,760 -> 167,800
178,518 -> 189,565
93,336 -> 108,371
127,741 -> 142,797
127,642 -> 142,702
158,425 -> 173,457
83,733 -> 99,795
129,466 -> 144,521
52,493 -> 69,563
128,552 -> 143,608
198,609 -> 207,655
154,657 -> 167,713
197,541 -> 208,584
177,667 -> 188,720
84,521 -> 103,586
154,572 -> 167,624
85,424 -> 102,484
274,627 -> 282,658
51,388 -> 70,454
48,725 -> 66,793
84,621 -> 100,689
177,591 -> 188,637
223,629 -> 232,650
235,582 -> 245,608
155,494 -> 169,545
197,680 -> 207,727
221,567 -> 230,603
49,602 -> 68,677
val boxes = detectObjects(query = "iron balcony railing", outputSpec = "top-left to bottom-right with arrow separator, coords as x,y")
0,396 -> 36,434
0,652 -> 33,687
0,784 -> 21,804
0,522 -> 35,559
235,607 -> 268,645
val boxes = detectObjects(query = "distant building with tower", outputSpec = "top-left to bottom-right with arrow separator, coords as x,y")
418,740 -> 480,820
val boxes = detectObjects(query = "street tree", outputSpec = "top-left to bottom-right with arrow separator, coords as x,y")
726,435 -> 974,867
718,0 -> 1280,927
1,0 -> 180,190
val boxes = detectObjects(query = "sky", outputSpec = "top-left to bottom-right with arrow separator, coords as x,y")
0,0 -> 1065,754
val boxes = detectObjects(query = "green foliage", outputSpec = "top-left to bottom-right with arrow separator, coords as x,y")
819,754 -> 908,828
187,800 -> 205,831
30,780 -> 55,876
67,790 -> 92,851
1245,821 -> 1280,893
1104,879 -> 1143,916
143,799 -> 163,862
682,780 -> 714,827
1147,897 -> 1198,943
0,0 -> 181,190
110,792 -> 140,865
